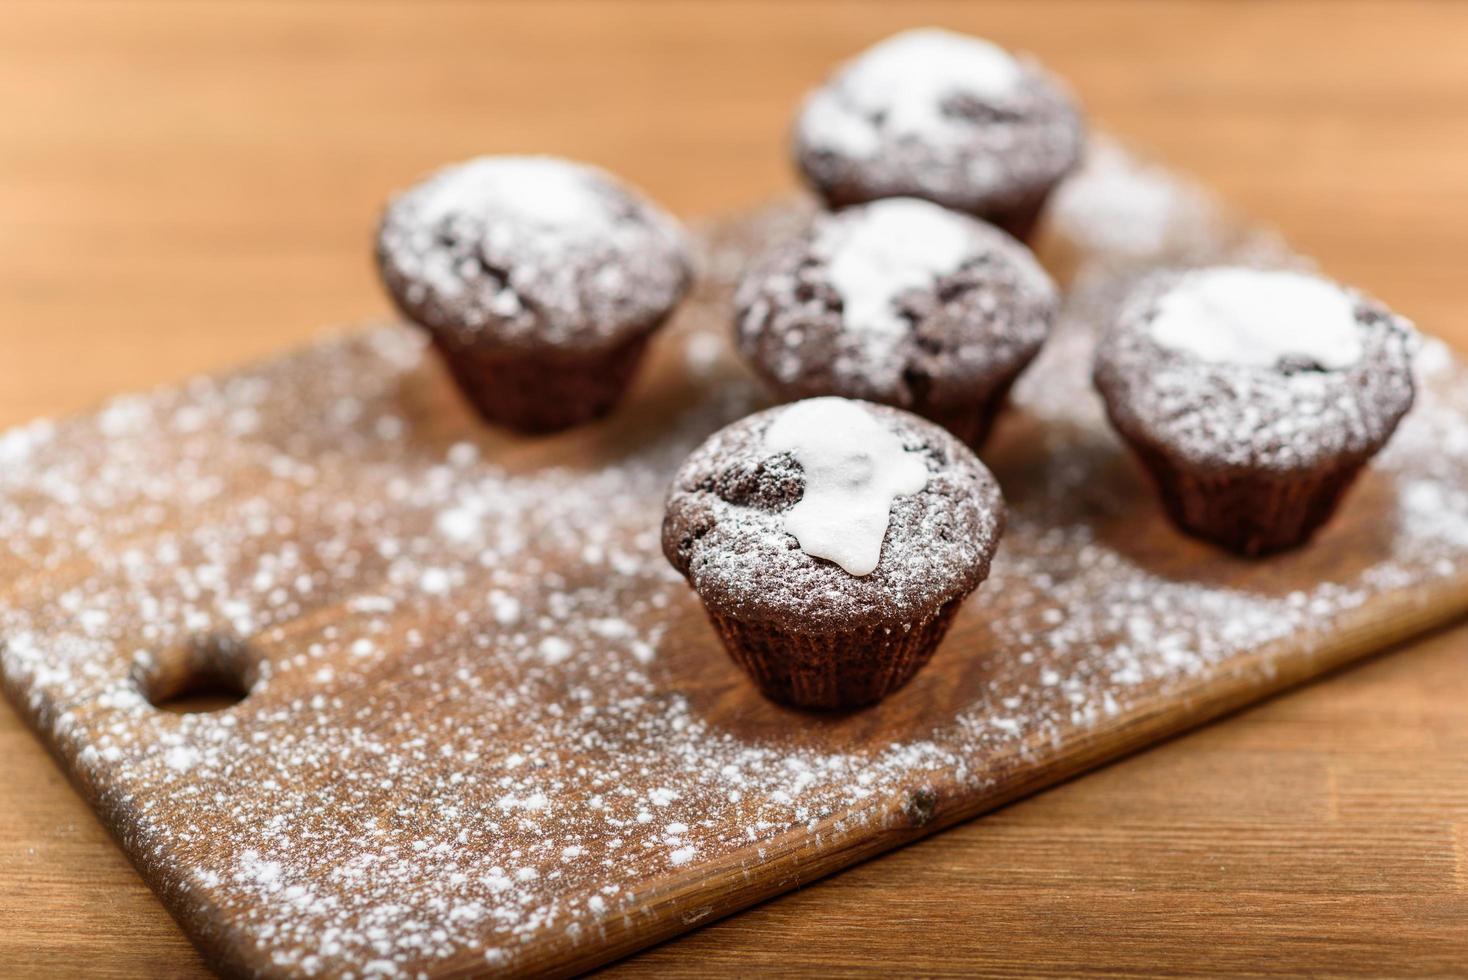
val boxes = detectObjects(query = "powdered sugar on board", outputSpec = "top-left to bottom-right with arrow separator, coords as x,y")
3,142 -> 1468,978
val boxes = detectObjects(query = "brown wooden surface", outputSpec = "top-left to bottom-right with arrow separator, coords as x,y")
2,185 -> 1466,977
1,2 -> 1465,976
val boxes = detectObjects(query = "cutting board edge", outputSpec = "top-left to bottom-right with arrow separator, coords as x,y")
497,574 -> 1468,979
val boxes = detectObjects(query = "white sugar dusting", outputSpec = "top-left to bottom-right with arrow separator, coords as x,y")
734,201 -> 1056,407
412,157 -> 611,238
0,144 -> 1464,978
1148,267 -> 1363,369
801,28 -> 1021,159
1045,137 -> 1226,260
818,197 -> 975,373
763,398 -> 928,576
377,154 -> 689,350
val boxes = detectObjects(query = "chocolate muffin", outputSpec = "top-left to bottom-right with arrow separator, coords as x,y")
734,197 -> 1058,449
376,155 -> 692,432
1094,266 -> 1417,556
793,28 -> 1086,241
663,397 -> 1004,710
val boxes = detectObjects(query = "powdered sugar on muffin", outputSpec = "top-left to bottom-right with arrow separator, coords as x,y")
1095,267 -> 1416,472
799,29 -> 1023,160
794,28 -> 1084,225
734,199 -> 1056,446
817,198 -> 984,385
662,399 -> 1003,632
1148,268 -> 1363,370
377,155 -> 690,353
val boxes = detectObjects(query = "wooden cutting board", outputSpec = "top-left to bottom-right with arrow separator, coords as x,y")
3,143 -> 1467,979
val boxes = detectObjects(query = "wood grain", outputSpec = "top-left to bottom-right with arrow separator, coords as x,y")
2,1 -> 1466,976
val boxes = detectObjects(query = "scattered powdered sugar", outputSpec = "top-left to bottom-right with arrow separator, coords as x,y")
798,29 -> 1022,160
1045,137 -> 1232,262
0,142 -> 1465,977
762,397 -> 930,576
1148,267 -> 1363,370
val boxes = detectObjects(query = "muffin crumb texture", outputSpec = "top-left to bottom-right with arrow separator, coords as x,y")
2,146 -> 1467,976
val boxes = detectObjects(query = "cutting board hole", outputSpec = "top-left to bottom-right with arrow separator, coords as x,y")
150,669 -> 251,714
135,636 -> 258,715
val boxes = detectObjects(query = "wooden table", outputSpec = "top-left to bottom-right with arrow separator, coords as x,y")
2,2 -> 1464,975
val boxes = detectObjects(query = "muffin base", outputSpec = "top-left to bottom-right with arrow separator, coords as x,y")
703,599 -> 962,711
921,372 -> 1025,451
1123,436 -> 1370,557
982,190 -> 1052,243
433,332 -> 652,434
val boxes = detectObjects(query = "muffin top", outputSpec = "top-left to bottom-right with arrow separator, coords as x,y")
662,397 -> 1004,632
1094,266 -> 1417,473
376,155 -> 692,354
793,28 -> 1085,215
735,197 -> 1057,408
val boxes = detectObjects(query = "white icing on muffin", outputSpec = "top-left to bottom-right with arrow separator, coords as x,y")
1148,268 -> 1363,370
816,198 -> 977,381
1095,267 -> 1417,472
763,398 -> 928,575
